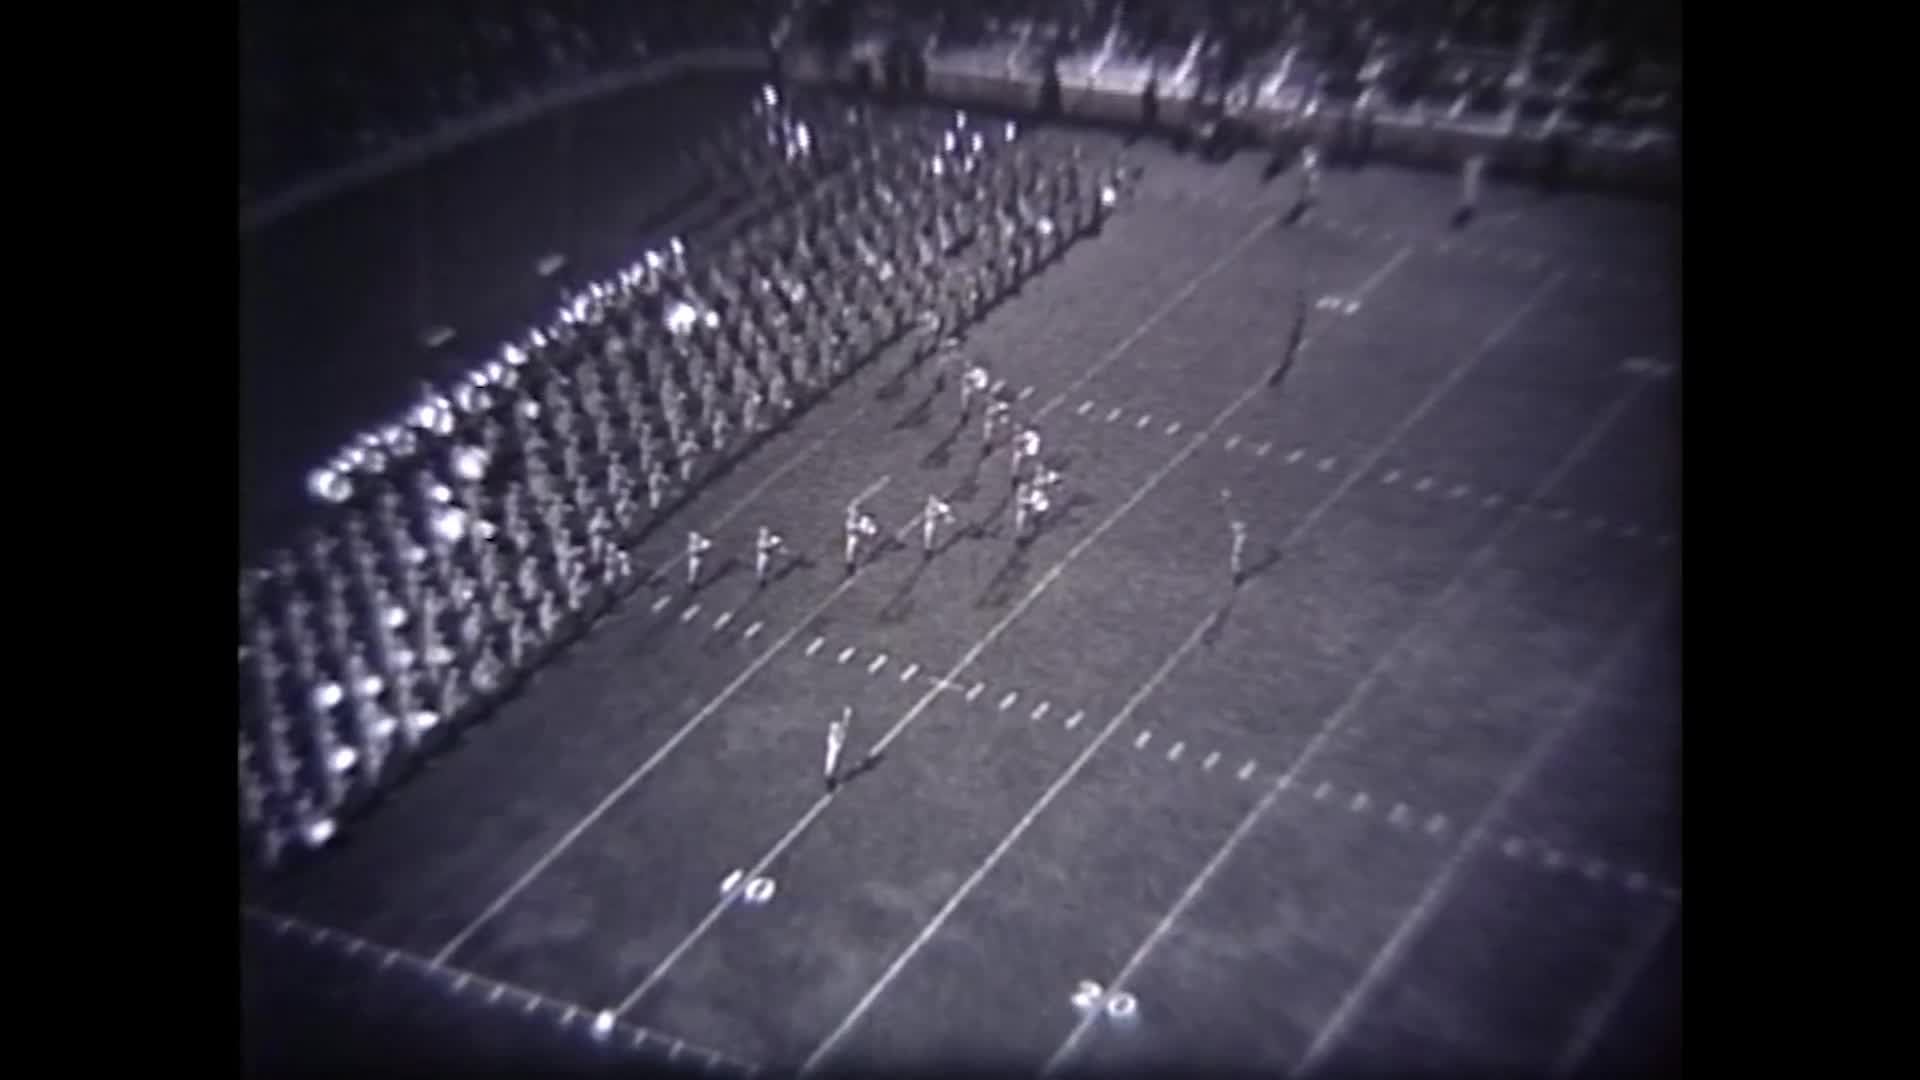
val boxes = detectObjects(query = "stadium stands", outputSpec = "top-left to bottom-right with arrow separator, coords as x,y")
914,0 -> 1679,139
242,2 -> 1676,224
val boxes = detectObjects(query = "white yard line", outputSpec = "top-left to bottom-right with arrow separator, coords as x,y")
1045,338 -> 1650,1077
241,905 -> 759,1074
803,608 -> 1223,1074
1550,902 -> 1680,1078
622,241 -> 1407,1029
618,356 -> 1293,1022
808,250 -> 1484,1076
1297,598 -> 1669,1077
1031,211 -> 1290,422
452,206 -> 1312,954
433,477 -> 919,965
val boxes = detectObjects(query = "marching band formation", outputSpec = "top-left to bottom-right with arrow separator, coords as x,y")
238,87 -> 1138,870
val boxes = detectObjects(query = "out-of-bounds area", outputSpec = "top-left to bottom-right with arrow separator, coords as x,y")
242,85 -> 1680,1079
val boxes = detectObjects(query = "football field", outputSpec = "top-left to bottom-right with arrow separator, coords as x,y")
242,121 -> 1680,1078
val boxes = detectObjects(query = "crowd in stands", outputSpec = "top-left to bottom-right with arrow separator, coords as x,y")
238,87 -> 1135,870
240,1 -> 1675,210
922,0 -> 1677,138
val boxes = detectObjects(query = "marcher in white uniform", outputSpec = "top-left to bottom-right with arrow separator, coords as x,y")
754,526 -> 785,586
1015,480 -> 1052,541
676,433 -> 701,483
647,462 -> 670,511
686,530 -> 713,589
742,385 -> 765,434
961,362 -> 991,419
923,494 -> 956,556
845,510 -> 879,576
1011,426 -> 1041,490
982,398 -> 1012,454
1457,153 -> 1485,227
825,706 -> 851,792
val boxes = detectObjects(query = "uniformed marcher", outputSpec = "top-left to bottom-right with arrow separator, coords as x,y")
648,460 -> 671,511
754,525 -> 785,586
1457,153 -> 1485,227
686,530 -> 713,590
676,432 -> 702,484
742,384 -> 765,434
845,509 -> 879,576
1014,479 -> 1052,542
982,397 -> 1012,454
1298,144 -> 1322,218
922,494 -> 956,557
929,340 -> 960,395
637,421 -> 659,476
825,705 -> 851,792
1011,425 -> 1041,489
768,369 -> 793,417
961,361 -> 991,419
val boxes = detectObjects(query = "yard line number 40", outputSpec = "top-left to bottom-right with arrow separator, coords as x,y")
718,869 -> 777,905
1071,979 -> 1139,1023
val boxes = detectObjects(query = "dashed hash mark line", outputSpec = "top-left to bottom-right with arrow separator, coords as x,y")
779,639 -> 1677,902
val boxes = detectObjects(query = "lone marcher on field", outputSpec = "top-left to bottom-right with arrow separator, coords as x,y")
1454,153 -> 1486,228
1296,144 -> 1322,219
825,706 -> 851,792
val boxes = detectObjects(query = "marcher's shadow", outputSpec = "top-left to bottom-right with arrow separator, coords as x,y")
835,750 -> 886,788
1284,201 -> 1308,227
704,555 -> 802,638
875,367 -> 911,401
967,438 -> 995,485
976,545 -> 1031,609
895,388 -> 938,431
1451,206 -> 1476,230
932,525 -> 971,559
1241,545 -> 1283,584
877,556 -> 929,625
868,533 -> 910,567
974,487 -> 1015,535
772,553 -> 814,585
1201,593 -> 1236,648
1054,490 -> 1098,529
923,418 -> 965,469
687,555 -> 743,594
